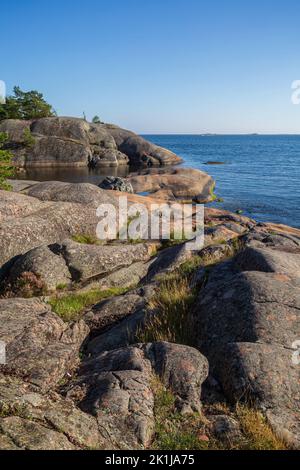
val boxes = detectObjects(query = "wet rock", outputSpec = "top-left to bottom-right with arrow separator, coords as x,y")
99,176 -> 133,193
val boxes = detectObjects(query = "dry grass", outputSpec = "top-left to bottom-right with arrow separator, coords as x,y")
150,378 -> 288,450
235,405 -> 287,450
137,273 -> 196,346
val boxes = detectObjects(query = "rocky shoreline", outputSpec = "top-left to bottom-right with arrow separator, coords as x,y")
0,117 -> 182,169
0,119 -> 300,450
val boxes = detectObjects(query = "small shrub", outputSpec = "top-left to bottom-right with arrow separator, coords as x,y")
23,128 -> 35,147
14,272 -> 47,298
71,233 -> 101,245
0,132 -> 14,190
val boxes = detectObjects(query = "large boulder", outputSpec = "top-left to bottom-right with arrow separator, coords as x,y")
127,167 -> 215,202
0,187 -> 119,269
5,245 -> 72,294
0,374 -> 107,450
192,238 -> 300,448
0,117 -> 182,169
24,181 -> 118,207
103,124 -> 182,167
60,240 -> 155,283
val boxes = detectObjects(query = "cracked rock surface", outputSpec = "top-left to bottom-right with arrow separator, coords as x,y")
193,228 -> 300,448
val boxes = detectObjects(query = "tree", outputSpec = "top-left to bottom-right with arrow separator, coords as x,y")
92,115 -> 102,124
0,133 -> 14,190
0,86 -> 56,121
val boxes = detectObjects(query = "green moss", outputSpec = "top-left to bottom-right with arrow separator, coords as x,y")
22,128 -> 35,147
0,402 -> 31,420
71,233 -> 101,245
48,286 -> 129,321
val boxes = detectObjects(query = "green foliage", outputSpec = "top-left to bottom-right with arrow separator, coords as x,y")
92,115 -> 102,124
0,86 -> 55,121
151,377 -> 209,450
71,233 -> 102,245
23,127 -> 35,147
48,286 -> 129,321
0,132 -> 14,190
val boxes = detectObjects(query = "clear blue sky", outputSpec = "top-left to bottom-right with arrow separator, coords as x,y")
1,0 -> 300,133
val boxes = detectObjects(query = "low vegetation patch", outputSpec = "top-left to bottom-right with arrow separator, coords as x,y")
22,128 -> 35,147
235,405 -> 287,450
137,256 -> 206,345
71,233 -> 102,245
48,286 -> 129,321
150,378 -> 287,450
137,274 -> 196,345
151,377 -> 210,450
0,132 -> 14,190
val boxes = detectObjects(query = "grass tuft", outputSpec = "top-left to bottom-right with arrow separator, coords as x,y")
151,377 -> 209,450
48,286 -> 128,321
150,378 -> 288,450
137,253 -> 211,345
71,233 -> 101,245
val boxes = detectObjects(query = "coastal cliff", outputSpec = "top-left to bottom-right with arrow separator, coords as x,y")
0,117 -> 182,169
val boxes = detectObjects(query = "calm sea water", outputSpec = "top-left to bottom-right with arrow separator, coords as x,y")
145,135 -> 300,229
21,135 -> 300,228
